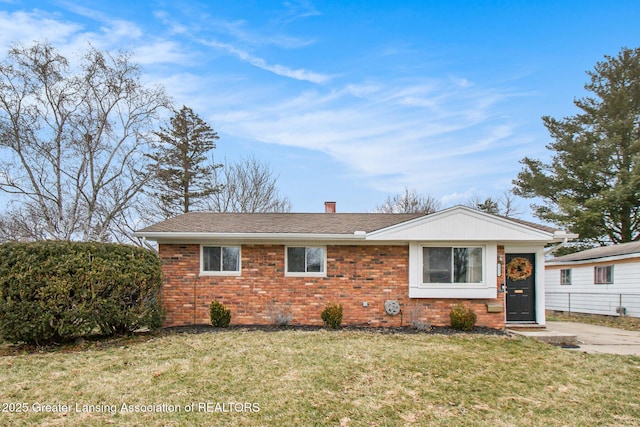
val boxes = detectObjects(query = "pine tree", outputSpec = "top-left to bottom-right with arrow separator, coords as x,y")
476,198 -> 499,215
514,47 -> 640,243
147,106 -> 221,218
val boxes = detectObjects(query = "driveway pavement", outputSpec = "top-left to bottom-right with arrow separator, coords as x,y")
546,321 -> 640,356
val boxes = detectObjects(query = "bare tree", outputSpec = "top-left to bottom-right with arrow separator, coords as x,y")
0,41 -> 169,241
207,156 -> 292,213
374,187 -> 440,214
0,206 -> 50,241
462,194 -> 484,211
497,190 -> 523,218
464,190 -> 523,218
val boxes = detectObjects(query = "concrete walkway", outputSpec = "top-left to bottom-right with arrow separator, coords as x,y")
546,321 -> 640,356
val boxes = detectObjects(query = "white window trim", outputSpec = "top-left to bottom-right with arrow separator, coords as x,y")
560,268 -> 572,286
200,245 -> 242,276
409,242 -> 497,299
594,265 -> 613,285
285,246 -> 327,277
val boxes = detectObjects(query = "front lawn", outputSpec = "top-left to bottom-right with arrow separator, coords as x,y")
1,329 -> 638,426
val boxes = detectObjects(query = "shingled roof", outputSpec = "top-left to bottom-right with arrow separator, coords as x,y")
136,212 -> 426,235
493,214 -> 559,234
548,241 -> 640,263
135,207 -> 566,238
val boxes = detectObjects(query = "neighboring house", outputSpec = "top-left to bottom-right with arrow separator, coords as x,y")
135,204 -> 573,329
546,241 -> 640,317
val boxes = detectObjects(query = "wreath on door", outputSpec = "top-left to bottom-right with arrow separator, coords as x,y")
506,257 -> 533,281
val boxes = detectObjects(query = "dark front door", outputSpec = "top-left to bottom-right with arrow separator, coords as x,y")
506,253 -> 536,322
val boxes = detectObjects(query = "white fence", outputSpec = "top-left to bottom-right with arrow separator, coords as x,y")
546,292 -> 640,318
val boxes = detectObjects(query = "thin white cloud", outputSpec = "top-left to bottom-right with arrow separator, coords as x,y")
153,10 -> 189,35
134,41 -> 193,66
101,19 -> 143,40
57,2 -> 143,41
278,0 -> 322,24
0,6 -> 199,71
150,4 -> 326,82
200,39 -> 331,84
211,77 -> 527,199
343,84 -> 381,98
440,188 -> 478,206
220,19 -> 315,49
0,10 -> 82,47
0,2 -> 536,213
152,6 -> 315,49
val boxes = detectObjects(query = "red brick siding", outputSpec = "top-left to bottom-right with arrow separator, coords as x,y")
159,244 -> 506,329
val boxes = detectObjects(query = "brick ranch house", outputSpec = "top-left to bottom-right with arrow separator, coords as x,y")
135,204 -> 575,329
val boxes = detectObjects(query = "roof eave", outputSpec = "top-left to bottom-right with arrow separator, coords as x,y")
133,231 -> 368,242
367,206 -> 573,242
547,252 -> 640,265
551,231 -> 579,242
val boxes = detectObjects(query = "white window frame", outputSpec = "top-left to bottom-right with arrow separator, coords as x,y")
285,246 -> 327,277
594,265 -> 613,285
409,243 -> 497,299
200,245 -> 241,276
560,268 -> 572,285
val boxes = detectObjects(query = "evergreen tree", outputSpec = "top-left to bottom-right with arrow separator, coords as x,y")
147,106 -> 221,218
514,47 -> 640,243
476,198 -> 499,215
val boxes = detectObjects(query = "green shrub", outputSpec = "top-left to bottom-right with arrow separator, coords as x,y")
210,300 -> 231,327
0,241 -> 164,344
449,303 -> 477,331
321,303 -> 343,329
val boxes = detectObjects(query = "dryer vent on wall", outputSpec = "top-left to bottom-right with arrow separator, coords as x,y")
384,300 -> 400,316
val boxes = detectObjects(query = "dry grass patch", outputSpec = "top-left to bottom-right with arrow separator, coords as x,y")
547,311 -> 640,331
0,329 -> 639,426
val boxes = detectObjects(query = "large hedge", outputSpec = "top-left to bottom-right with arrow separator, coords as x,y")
0,241 -> 164,344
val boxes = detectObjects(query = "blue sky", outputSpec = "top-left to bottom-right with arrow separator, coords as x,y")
1,1 -> 640,218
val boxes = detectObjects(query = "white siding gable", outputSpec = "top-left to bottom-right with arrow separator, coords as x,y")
367,206 -> 553,242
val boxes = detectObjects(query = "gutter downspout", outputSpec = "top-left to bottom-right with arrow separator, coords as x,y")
544,237 -> 570,256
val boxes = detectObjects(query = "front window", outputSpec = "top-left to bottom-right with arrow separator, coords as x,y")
202,246 -> 240,274
594,265 -> 613,284
423,247 -> 483,284
286,247 -> 325,275
560,269 -> 572,285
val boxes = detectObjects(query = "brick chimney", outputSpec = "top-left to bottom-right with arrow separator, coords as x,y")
324,201 -> 336,213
